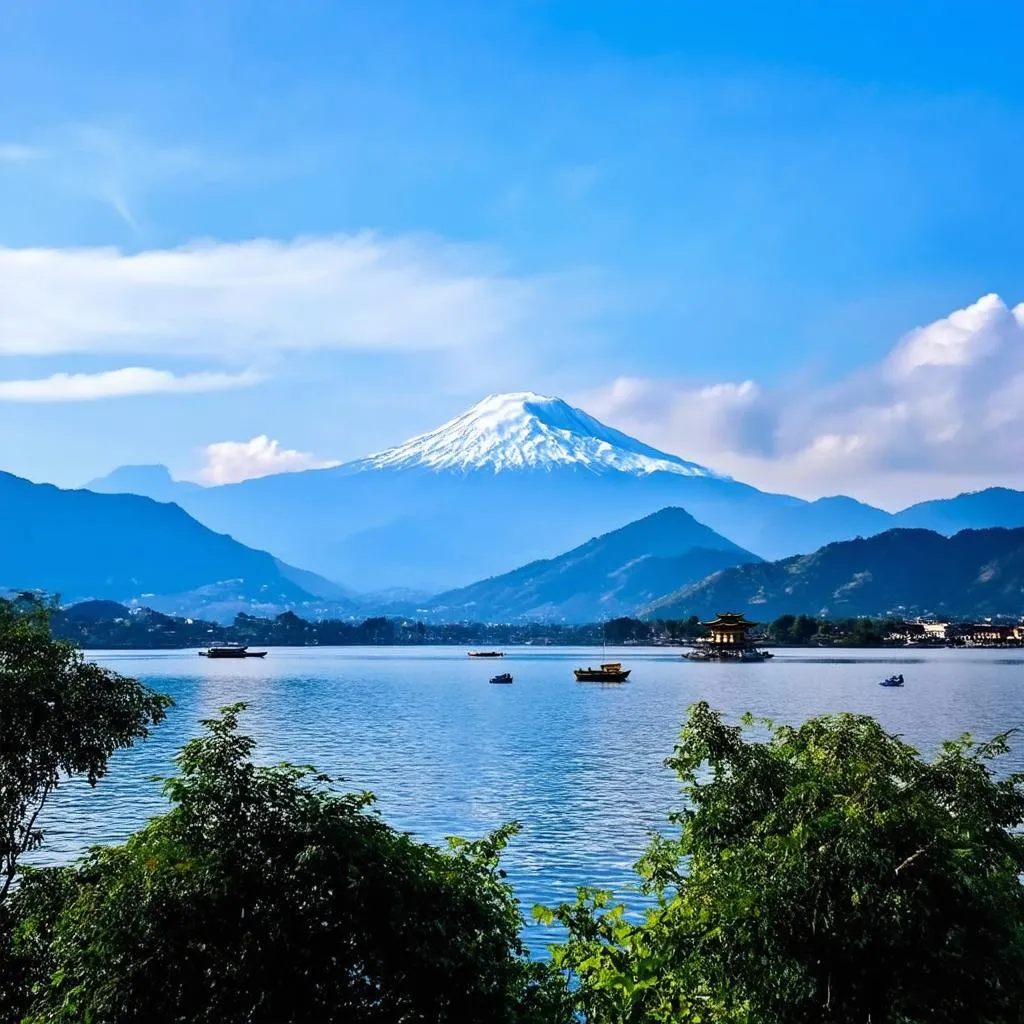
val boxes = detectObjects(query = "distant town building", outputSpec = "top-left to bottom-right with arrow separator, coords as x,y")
949,623 -> 1018,644
886,622 -> 927,643
885,620 -> 1023,647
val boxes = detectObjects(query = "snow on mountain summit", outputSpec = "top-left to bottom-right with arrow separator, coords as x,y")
364,392 -> 721,477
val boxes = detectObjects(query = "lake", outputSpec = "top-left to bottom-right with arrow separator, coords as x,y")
33,645 -> 1024,954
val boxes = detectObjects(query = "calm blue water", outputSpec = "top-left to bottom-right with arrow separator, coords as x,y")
33,646 -> 1024,954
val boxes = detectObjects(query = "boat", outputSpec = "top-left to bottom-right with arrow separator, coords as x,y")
489,672 -> 513,684
468,650 -> 504,658
880,674 -> 905,687
574,662 -> 630,683
683,647 -> 772,662
199,644 -> 268,659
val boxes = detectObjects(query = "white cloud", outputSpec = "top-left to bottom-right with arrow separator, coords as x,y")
0,144 -> 45,163
0,235 -> 545,359
196,435 -> 341,485
581,294 -> 1024,507
0,366 -> 261,402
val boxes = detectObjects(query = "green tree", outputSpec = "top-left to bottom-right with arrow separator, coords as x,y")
0,596 -> 171,902
541,701 -> 1024,1023
792,613 -> 819,644
604,618 -> 651,645
7,705 -> 570,1024
768,613 -> 796,643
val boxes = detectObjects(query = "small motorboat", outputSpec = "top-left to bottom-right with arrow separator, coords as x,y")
880,673 -> 905,687
574,662 -> 630,683
489,672 -> 513,684
199,644 -> 268,659
468,650 -> 504,658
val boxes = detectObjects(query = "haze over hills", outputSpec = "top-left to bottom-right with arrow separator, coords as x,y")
85,392 -> 895,591
894,488 -> 1024,535
0,470 -> 353,621
87,464 -> 201,505
644,527 -> 1024,621
420,507 -> 760,623
85,392 -> 1024,594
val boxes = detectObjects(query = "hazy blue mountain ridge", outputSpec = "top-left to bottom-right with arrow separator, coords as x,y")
82,394 -> 1024,596
420,507 -> 761,622
86,464 -> 201,504
644,527 -> 1024,621
894,488 -> 1024,534
0,470 -> 354,621
83,395 -> 892,591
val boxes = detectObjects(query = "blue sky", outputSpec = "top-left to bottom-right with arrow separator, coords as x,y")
1,0 -> 1023,505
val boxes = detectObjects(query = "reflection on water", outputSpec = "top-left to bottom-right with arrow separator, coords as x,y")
32,646 -> 1024,954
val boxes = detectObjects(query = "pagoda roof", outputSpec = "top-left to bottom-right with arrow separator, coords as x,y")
702,612 -> 759,628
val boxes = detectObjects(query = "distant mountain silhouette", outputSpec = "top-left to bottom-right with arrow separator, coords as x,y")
422,507 -> 760,622
58,599 -> 132,623
644,527 -> 1024,620
86,394 -> 895,591
85,396 -> 1024,594
895,488 -> 1024,534
0,470 -> 353,620
87,464 -> 201,504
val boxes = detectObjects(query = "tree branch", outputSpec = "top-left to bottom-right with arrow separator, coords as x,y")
894,842 -> 934,876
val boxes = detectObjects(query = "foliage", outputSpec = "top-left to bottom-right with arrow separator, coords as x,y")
767,614 -> 911,645
604,616 -> 707,644
5,704 -> 571,1024
0,595 -> 171,902
55,602 -> 969,651
540,701 -> 1024,1024
52,604 -> 607,649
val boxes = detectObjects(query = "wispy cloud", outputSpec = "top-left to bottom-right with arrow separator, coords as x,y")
0,125 -> 231,232
0,144 -> 45,163
195,435 -> 341,485
581,294 -> 1024,507
0,234 -> 554,359
0,367 -> 261,402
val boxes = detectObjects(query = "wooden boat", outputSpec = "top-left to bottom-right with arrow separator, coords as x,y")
574,662 -> 630,683
199,644 -> 268,659
489,672 -> 513,684
468,650 -> 504,658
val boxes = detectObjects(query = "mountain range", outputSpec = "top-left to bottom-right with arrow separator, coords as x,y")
87,390 -> 1021,595
418,507 -> 760,622
62,389 -> 1024,613
12,448 -> 1024,624
644,527 -> 1024,621
0,470 -> 353,620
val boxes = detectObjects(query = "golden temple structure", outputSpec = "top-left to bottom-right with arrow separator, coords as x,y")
704,612 -> 758,646
684,612 -> 772,661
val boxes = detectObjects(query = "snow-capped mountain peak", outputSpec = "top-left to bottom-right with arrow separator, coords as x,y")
363,391 -> 722,477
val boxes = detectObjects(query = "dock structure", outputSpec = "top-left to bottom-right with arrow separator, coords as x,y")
684,612 -> 772,661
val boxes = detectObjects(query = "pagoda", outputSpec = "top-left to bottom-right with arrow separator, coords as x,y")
684,612 -> 772,661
